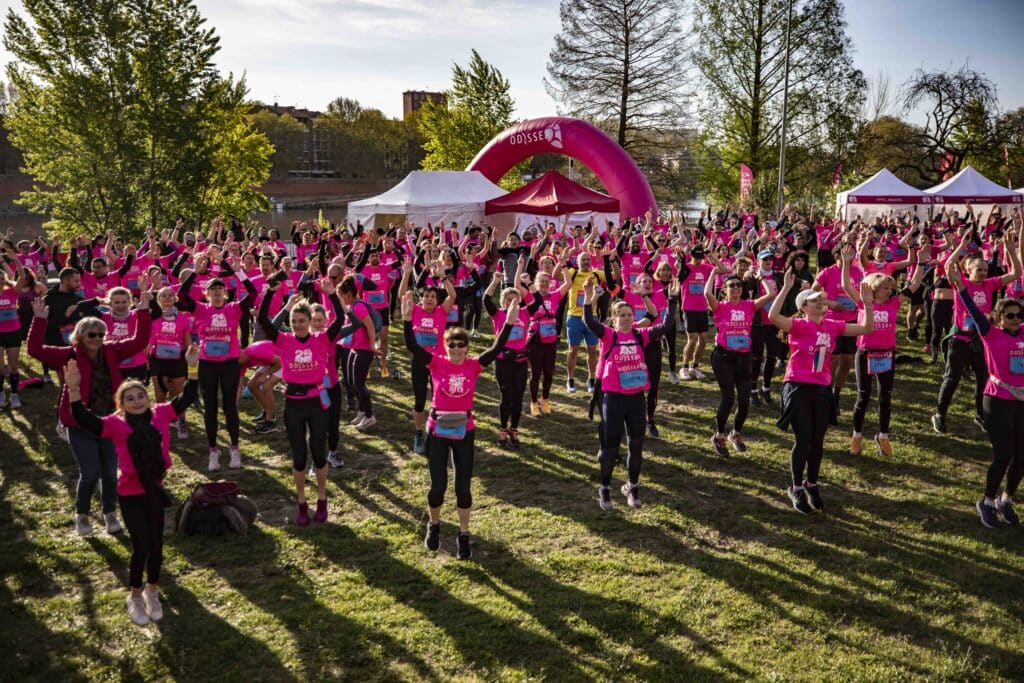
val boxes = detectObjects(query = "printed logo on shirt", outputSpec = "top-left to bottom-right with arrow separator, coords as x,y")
294,349 -> 313,364
160,321 -> 177,334
112,322 -> 129,337
972,291 -> 988,307
211,313 -> 228,329
445,374 -> 468,397
730,309 -> 746,323
815,331 -> 831,348
874,309 -> 890,326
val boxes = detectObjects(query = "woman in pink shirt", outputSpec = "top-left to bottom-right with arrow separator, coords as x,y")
769,271 -> 874,515
401,291 -> 517,560
0,253 -> 28,409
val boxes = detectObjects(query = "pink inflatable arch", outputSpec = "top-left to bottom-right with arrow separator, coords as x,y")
466,117 -> 658,220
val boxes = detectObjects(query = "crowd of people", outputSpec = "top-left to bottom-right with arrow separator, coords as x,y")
3,202 -> 1023,626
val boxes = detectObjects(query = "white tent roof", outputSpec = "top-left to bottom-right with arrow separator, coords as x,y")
347,171 -> 506,228
925,166 -> 1022,203
836,168 -> 926,206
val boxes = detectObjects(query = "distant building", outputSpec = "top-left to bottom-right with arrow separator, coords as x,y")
403,91 -> 446,117
254,103 -> 334,178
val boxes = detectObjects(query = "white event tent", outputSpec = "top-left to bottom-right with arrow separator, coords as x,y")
835,168 -> 927,221
347,170 -> 506,230
924,166 -> 1023,214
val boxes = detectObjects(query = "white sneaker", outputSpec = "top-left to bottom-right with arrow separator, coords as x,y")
691,367 -> 707,380
350,411 -> 365,426
668,371 -> 680,386
9,393 -> 21,409
176,418 -> 188,440
679,367 -> 693,381
327,451 -> 344,468
208,449 -> 221,472
104,512 -> 122,534
0,391 -> 7,408
143,589 -> 163,621
127,594 -> 150,626
74,513 -> 93,536
228,446 -> 242,469
356,415 -> 377,431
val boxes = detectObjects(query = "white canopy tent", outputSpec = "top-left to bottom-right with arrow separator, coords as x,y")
924,166 -> 1023,215
346,171 -> 507,230
835,168 -> 928,221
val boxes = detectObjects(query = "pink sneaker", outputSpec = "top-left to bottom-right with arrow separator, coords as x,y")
313,498 -> 328,523
296,502 -> 310,527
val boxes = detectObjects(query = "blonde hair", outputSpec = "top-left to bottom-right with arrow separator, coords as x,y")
69,317 -> 107,346
500,287 -> 521,308
863,273 -> 896,295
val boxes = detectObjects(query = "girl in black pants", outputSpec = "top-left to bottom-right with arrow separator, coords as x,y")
66,347 -> 199,626
583,280 -> 678,511
402,291 -> 515,560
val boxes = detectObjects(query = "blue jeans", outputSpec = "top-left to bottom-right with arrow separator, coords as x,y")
68,427 -> 118,514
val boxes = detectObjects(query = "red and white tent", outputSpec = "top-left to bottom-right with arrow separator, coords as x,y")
835,168 -> 927,220
925,166 -> 1023,207
485,171 -> 621,236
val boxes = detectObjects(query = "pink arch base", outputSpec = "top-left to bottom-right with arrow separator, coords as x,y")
466,117 -> 658,220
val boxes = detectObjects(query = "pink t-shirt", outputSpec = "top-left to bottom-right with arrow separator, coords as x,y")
954,277 -> 1003,338
529,292 -> 562,343
346,301 -> 375,351
80,272 -> 119,300
857,296 -> 899,350
816,264 -> 862,322
681,262 -> 715,311
784,317 -> 847,385
275,332 -> 332,399
103,310 -> 148,369
150,310 -> 192,361
193,301 -> 243,360
242,340 -> 277,368
100,403 -> 176,496
597,326 -> 652,394
411,304 -> 448,355
427,354 -> 483,431
620,250 -> 650,286
360,265 -> 392,309
0,287 -> 20,333
980,327 -> 1024,400
491,307 -> 530,359
713,300 -> 755,352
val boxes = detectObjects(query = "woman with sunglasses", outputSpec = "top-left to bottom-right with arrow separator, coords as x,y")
401,290 -> 517,560
705,273 -> 776,457
582,278 -> 679,511
947,259 -> 1024,528
770,270 -> 874,515
28,292 -> 153,535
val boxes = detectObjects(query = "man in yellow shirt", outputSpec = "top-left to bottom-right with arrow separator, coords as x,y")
564,251 -> 605,394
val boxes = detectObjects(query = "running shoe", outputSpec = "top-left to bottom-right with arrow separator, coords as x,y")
728,431 -> 747,453
313,498 -> 328,523
995,497 -> 1020,526
177,418 -> 188,440
355,415 -> 377,431
456,532 -> 472,560
587,378 -> 596,394
598,486 -> 613,511
750,389 -> 762,408
976,499 -> 998,529
228,446 -> 242,469
412,432 -> 426,455
973,415 -> 988,433
646,421 -> 659,438
874,435 -> 893,457
668,370 -> 680,385
104,512 -> 122,534
711,434 -> 729,458
469,329 -> 479,339
803,482 -> 824,511
931,413 -> 947,434
497,428 -> 509,449
788,486 -> 812,515
620,483 -> 642,509
566,378 -> 576,394
849,435 -> 863,456
424,522 -> 441,551
0,391 -> 9,409
350,411 -> 366,426
761,388 -> 775,406
74,513 -> 93,536
253,419 -> 278,434
907,328 -> 919,341
127,594 -> 150,626
508,429 -> 521,449
327,451 -> 345,468
679,367 -> 693,381
143,589 -> 163,621
541,398 -> 552,415
691,367 -> 707,380
530,401 -> 540,417
8,393 -> 20,409
208,449 -> 221,472
296,502 -> 310,527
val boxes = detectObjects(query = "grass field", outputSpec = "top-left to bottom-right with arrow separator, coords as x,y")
1,324 -> 1022,682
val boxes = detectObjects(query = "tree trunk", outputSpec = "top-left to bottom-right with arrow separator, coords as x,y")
618,7 -> 630,149
750,0 -> 765,174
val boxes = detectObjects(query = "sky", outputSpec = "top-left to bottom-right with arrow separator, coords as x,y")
0,0 -> 1022,125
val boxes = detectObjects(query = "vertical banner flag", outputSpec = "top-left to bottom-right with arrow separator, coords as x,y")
739,163 -> 754,200
832,163 -> 843,190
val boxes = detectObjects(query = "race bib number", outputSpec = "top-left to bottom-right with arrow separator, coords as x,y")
446,307 -> 459,323
204,340 -> 229,357
837,296 -> 856,311
688,282 -> 704,295
125,279 -> 139,290
576,291 -> 586,307
634,308 -> 647,322
618,368 -> 648,389
628,273 -> 638,284
1010,354 -> 1024,375
433,421 -> 467,440
963,315 -> 975,331
366,292 -> 386,305
155,342 -> 181,360
726,334 -> 750,351
539,322 -> 557,339
867,351 -> 893,375
414,330 -> 438,348
508,325 -> 525,342
0,309 -> 17,321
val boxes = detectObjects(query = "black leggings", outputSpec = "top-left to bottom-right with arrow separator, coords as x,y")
412,360 -> 430,413
852,348 -> 895,433
711,346 -> 752,434
528,340 -> 556,402
599,391 -> 646,487
752,325 -> 786,390
119,494 -> 164,588
786,382 -> 832,487
327,383 -> 342,452
337,348 -> 356,407
930,298 -> 953,350
983,395 -> 1024,498
426,429 -> 475,508
495,358 -> 528,429
936,338 -> 988,419
646,349 -> 662,421
345,348 -> 374,417
198,358 -> 241,448
285,396 -> 327,471
661,329 -> 678,374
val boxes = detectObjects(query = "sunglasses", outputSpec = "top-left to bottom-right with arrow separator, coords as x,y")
1003,311 -> 1022,321
447,341 -> 468,349
85,331 -> 105,340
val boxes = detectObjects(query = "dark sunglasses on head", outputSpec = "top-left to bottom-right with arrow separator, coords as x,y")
86,331 -> 105,340
447,341 -> 468,349
1003,311 -> 1022,320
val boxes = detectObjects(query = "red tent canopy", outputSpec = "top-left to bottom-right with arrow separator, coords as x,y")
484,170 -> 620,215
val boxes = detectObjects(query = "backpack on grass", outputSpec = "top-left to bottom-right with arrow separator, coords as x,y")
175,480 -> 258,536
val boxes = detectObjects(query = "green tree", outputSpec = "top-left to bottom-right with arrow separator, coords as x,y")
251,108 -> 308,179
3,0 -> 271,240
418,50 -> 524,188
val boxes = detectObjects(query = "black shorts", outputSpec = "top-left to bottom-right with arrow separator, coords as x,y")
377,307 -> 391,326
0,330 -> 23,349
149,358 -> 187,379
683,310 -> 709,334
835,335 -> 857,355
909,287 -> 925,306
